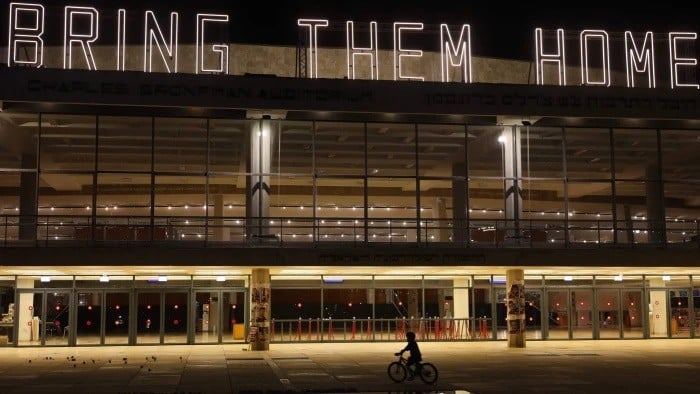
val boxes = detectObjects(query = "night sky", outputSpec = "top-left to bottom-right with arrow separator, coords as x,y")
5,0 -> 700,60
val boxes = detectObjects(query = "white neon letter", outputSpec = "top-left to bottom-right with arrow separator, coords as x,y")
117,9 -> 126,71
669,32 -> 699,89
346,21 -> 379,80
196,14 -> 229,74
143,10 -> 179,73
63,6 -> 99,70
297,19 -> 328,78
624,31 -> 655,88
7,2 -> 44,68
580,30 -> 611,86
534,28 -> 566,86
393,22 -> 424,81
440,23 -> 472,83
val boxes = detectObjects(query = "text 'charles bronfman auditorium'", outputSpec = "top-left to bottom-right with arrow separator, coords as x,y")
0,2 -> 699,349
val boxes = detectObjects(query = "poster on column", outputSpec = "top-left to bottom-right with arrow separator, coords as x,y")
506,280 -> 525,334
251,281 -> 270,344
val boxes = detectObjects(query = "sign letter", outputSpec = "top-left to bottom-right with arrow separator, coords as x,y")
64,6 -> 99,70
580,30 -> 611,86
117,9 -> 126,71
624,31 -> 655,88
669,32 -> 699,89
393,22 -> 424,81
346,21 -> 379,80
144,10 -> 179,73
440,23 -> 472,83
196,14 -> 229,74
7,2 -> 44,68
298,19 -> 329,78
535,28 -> 566,85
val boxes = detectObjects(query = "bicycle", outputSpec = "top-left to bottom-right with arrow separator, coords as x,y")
387,354 -> 438,384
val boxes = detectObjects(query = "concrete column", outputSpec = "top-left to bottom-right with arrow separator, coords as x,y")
250,268 -> 271,350
246,118 -> 275,241
648,278 -> 668,337
646,165 -> 666,244
433,197 -> 449,241
19,154 -> 37,241
453,278 -> 470,321
212,194 -> 229,242
16,278 -> 35,343
451,162 -> 467,243
501,126 -> 522,244
506,269 -> 526,348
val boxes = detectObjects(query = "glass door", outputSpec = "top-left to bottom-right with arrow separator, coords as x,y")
669,288 -> 691,338
597,289 -> 620,339
136,292 -> 161,344
621,290 -> 643,338
195,290 -> 246,344
105,292 -> 130,345
76,291 -> 101,345
546,290 -> 569,339
164,292 -> 188,344
524,290 -> 543,340
194,291 -> 220,344
571,289 -> 593,339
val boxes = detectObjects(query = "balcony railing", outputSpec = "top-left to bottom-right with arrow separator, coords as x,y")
0,215 -> 698,248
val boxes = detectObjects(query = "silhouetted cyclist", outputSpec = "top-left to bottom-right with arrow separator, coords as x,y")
394,331 -> 422,380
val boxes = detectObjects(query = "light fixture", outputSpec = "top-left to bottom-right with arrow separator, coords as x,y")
564,276 -> 573,281
40,276 -> 51,283
662,275 -> 671,281
100,274 -> 110,283
614,274 -> 623,282
497,135 -> 506,144
158,275 -> 168,282
216,276 -> 226,282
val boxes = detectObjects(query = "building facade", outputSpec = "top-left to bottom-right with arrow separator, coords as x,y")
0,4 -> 699,348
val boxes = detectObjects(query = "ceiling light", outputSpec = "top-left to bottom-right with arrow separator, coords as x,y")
100,275 -> 110,283
216,276 -> 226,282
40,276 -> 51,283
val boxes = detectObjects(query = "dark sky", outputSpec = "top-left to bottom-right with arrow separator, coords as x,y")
6,0 -> 700,60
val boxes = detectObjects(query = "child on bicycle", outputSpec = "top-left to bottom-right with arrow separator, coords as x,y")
395,331 -> 422,380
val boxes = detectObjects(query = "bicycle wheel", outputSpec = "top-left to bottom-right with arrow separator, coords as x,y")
387,361 -> 407,382
418,362 -> 438,384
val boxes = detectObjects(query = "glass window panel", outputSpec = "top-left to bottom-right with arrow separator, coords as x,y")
368,178 -> 416,243
419,179 -> 454,243
99,116 -> 152,172
467,125 -> 503,178
40,114 -> 96,171
274,120 -> 312,175
614,180 -> 652,244
0,113 -> 38,169
661,129 -> 700,181
417,124 -> 465,178
614,128 -> 658,181
209,119 -> 248,174
521,126 -> 563,178
664,182 -> 700,245
565,127 -> 611,180
154,118 -> 207,173
314,122 -> 365,176
367,123 -> 416,177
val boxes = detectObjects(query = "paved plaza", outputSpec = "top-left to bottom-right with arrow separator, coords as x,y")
0,339 -> 697,393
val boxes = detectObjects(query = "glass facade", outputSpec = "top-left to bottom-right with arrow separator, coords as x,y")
0,114 -> 699,246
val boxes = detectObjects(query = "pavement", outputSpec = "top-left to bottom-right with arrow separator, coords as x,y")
0,339 -> 698,393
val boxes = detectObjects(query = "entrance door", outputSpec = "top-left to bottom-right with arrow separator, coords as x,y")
545,289 -> 594,339
649,288 -> 691,338
524,290 -> 543,340
16,290 -> 72,346
194,290 -> 246,344
136,290 -> 190,345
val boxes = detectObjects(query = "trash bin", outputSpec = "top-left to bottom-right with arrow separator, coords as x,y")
233,324 -> 245,340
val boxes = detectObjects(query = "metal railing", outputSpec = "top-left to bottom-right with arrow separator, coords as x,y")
269,317 -> 489,342
1,215 -> 699,249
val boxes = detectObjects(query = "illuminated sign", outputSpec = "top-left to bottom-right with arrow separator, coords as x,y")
4,3 -> 699,89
